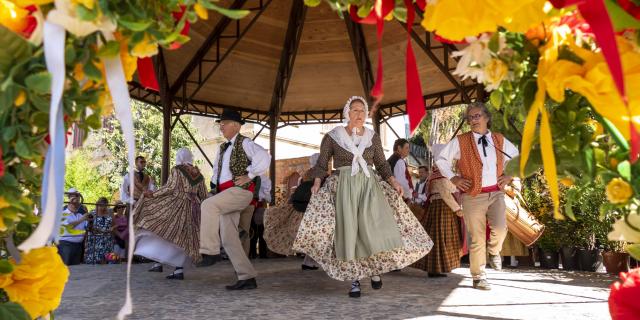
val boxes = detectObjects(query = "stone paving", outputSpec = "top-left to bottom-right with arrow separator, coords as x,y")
57,257 -> 616,320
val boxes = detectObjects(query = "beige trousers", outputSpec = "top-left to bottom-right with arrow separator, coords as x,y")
462,191 -> 508,280
239,205 -> 255,255
200,187 -> 257,280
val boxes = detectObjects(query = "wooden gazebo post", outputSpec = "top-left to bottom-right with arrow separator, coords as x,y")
155,49 -> 174,185
267,0 -> 307,203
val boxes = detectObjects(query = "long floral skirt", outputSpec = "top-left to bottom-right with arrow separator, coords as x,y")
292,172 -> 433,281
263,204 -> 304,255
412,199 -> 461,273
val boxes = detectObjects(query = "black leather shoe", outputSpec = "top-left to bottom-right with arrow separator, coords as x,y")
166,272 -> 184,280
349,280 -> 361,298
428,272 -> 447,278
301,264 -> 319,271
371,278 -> 382,290
148,265 -> 163,272
196,254 -> 221,268
225,278 -> 257,290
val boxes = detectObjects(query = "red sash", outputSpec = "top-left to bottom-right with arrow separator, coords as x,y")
218,180 -> 257,206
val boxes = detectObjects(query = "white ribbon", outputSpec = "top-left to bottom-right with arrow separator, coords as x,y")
18,21 -> 66,251
328,126 -> 374,177
103,34 -> 137,320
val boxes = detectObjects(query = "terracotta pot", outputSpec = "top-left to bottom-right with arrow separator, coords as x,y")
602,251 -> 630,275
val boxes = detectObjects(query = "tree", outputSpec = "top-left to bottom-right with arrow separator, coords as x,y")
85,101 -> 202,197
65,149 -> 114,203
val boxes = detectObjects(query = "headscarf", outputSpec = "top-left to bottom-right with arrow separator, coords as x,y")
327,96 -> 374,177
342,96 -> 369,125
309,153 -> 320,166
176,148 -> 194,166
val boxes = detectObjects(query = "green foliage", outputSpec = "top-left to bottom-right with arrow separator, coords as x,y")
89,101 -> 201,194
65,149 -> 114,203
0,302 -> 30,320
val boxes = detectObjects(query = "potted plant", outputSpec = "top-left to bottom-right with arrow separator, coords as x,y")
537,231 -> 561,269
602,242 -> 630,274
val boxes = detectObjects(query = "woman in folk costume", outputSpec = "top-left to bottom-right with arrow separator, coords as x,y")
133,148 -> 207,280
412,144 -> 462,277
292,96 -> 433,298
264,153 -> 322,270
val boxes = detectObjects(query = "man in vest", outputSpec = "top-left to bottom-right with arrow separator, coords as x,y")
414,165 -> 429,205
435,102 -> 519,290
120,156 -> 156,205
388,138 -> 414,202
198,109 -> 270,290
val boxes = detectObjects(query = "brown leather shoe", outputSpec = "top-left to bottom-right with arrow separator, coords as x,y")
473,279 -> 491,290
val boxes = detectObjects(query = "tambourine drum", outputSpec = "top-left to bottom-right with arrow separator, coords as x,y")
504,196 -> 544,246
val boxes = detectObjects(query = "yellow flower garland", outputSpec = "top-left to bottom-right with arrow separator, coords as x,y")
0,247 -> 70,319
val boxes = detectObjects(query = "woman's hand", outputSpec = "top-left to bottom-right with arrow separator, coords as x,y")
311,178 -> 322,194
387,177 -> 403,198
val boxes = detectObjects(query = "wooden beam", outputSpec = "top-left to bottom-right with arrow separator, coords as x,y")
155,49 -> 173,185
399,21 -> 472,103
268,0 -> 307,203
170,0 -> 248,95
344,16 -> 381,133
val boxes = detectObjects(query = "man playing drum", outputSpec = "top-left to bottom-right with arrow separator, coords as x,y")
435,102 -> 519,290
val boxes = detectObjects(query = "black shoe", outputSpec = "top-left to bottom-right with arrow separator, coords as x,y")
349,280 -> 361,298
196,254 -> 221,268
301,264 -> 319,271
148,265 -> 163,272
473,279 -> 491,290
166,272 -> 184,280
371,278 -> 382,290
225,278 -> 257,290
488,255 -> 502,271
428,272 -> 447,278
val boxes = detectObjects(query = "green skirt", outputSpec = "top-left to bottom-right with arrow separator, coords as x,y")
335,167 -> 403,261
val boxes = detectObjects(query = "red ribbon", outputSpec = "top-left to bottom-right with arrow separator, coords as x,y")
133,5 -> 190,91
136,57 -> 159,91
404,0 -> 426,133
170,5 -> 191,50
349,0 -> 394,104
550,0 -> 638,161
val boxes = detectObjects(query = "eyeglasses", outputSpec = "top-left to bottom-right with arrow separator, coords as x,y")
467,114 -> 484,121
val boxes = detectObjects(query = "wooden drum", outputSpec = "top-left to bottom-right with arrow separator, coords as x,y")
504,195 -> 544,246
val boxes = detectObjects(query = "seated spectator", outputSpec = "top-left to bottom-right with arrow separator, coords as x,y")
84,197 -> 114,264
58,188 -> 91,265
112,201 -> 128,260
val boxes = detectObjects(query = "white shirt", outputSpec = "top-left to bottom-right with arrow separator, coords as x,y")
393,158 -> 413,199
259,175 -> 272,203
415,179 -> 428,204
120,169 -> 157,204
212,134 -> 271,185
435,131 -> 519,188
59,208 -> 87,243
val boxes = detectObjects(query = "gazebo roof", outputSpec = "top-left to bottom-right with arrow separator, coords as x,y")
128,0 -> 478,126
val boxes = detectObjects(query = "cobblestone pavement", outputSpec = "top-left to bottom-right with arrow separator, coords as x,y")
57,257 -> 615,320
